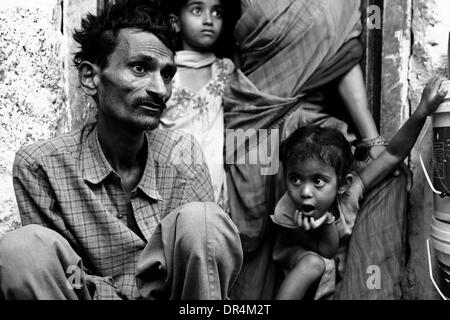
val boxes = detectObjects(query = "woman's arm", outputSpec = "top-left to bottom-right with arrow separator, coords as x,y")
358,76 -> 447,192
338,65 -> 379,140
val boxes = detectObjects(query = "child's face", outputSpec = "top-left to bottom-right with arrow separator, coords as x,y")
285,158 -> 339,220
178,0 -> 223,52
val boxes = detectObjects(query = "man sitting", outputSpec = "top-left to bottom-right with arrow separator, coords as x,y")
0,0 -> 242,300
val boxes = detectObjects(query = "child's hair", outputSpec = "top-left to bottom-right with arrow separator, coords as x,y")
169,0 -> 240,58
280,125 -> 355,186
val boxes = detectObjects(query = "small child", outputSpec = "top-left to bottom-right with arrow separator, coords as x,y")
271,76 -> 448,300
160,0 -> 234,206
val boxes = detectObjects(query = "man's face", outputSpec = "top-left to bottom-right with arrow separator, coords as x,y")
95,28 -> 176,131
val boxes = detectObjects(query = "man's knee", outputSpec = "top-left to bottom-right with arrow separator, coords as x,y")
175,202 -> 241,254
0,224 -> 69,272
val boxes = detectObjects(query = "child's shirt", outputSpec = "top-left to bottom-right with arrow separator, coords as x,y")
160,51 -> 235,203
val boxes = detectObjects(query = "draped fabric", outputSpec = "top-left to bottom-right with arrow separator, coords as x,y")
226,0 -> 407,301
224,0 -> 363,253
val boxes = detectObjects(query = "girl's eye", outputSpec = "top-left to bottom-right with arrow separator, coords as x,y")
191,7 -> 201,15
313,178 -> 326,187
212,9 -> 223,18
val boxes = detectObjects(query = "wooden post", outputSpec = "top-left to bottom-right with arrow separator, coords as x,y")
448,32 -> 450,78
361,0 -> 384,129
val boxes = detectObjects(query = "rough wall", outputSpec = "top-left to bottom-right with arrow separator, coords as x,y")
379,0 -> 450,299
405,0 -> 450,300
0,0 -> 96,238
0,0 -> 68,237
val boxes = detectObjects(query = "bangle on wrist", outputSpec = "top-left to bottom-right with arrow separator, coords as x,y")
353,136 -> 388,161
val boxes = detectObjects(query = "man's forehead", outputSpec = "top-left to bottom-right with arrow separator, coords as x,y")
115,28 -> 174,62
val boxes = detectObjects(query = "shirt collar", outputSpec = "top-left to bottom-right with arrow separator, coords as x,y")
81,124 -> 114,184
81,125 -> 162,201
274,192 -> 297,217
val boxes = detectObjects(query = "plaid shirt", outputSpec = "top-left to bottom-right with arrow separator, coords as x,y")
12,122 -> 213,299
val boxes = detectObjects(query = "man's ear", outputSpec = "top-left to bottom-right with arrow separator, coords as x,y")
338,174 -> 353,195
78,61 -> 100,97
169,14 -> 180,33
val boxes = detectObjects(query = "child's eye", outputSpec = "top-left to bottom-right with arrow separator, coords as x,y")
313,178 -> 326,187
289,176 -> 302,186
212,9 -> 223,19
191,7 -> 202,15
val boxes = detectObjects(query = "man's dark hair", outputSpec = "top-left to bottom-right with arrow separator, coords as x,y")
73,0 -> 177,69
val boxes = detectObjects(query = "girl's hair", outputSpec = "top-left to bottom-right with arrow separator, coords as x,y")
168,0 -> 241,58
280,125 -> 355,186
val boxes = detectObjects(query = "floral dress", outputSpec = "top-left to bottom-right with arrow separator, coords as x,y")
160,56 -> 235,207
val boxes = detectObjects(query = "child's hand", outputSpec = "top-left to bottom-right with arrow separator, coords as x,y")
295,210 -> 328,231
418,75 -> 448,116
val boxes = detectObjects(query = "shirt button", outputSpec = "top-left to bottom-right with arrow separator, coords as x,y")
117,214 -> 124,219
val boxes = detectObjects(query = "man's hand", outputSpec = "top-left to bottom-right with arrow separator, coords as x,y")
295,210 -> 328,231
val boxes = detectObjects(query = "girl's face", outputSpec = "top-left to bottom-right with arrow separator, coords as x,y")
285,158 -> 339,220
178,0 -> 223,52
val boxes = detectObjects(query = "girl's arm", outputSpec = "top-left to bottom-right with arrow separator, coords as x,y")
358,76 -> 448,192
285,212 -> 339,259
313,221 -> 340,259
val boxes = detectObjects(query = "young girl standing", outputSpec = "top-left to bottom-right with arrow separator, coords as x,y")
270,76 -> 448,300
160,0 -> 235,207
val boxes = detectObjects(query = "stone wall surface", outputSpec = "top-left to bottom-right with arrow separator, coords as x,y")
405,0 -> 450,300
0,0 -> 68,237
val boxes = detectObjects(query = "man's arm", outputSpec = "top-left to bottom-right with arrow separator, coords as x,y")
188,136 -> 215,202
175,133 -> 215,203
13,149 -> 69,235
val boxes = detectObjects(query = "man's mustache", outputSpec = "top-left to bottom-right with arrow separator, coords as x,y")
132,96 -> 166,110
